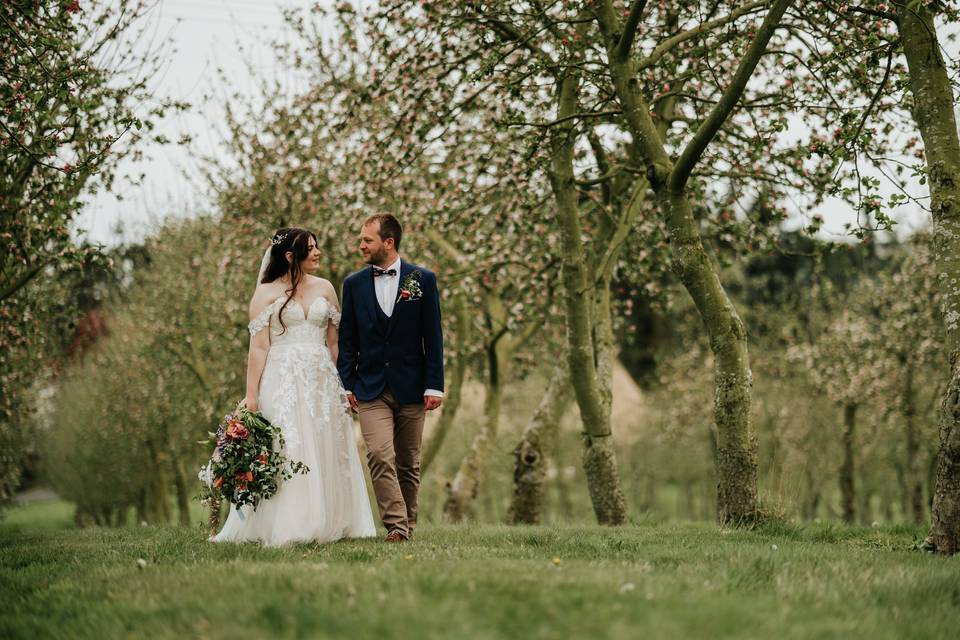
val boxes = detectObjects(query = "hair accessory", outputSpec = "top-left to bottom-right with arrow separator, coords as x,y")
271,232 -> 289,246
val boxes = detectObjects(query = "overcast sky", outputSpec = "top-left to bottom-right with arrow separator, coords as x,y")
74,0 -> 942,247
75,0 -> 317,245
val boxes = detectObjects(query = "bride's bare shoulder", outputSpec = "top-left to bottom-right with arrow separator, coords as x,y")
307,275 -> 339,307
304,274 -> 335,293
249,283 -> 285,316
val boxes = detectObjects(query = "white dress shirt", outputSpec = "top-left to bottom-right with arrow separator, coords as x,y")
373,256 -> 403,317
373,256 -> 443,399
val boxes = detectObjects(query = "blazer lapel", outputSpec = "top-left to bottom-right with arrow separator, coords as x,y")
386,260 -> 413,337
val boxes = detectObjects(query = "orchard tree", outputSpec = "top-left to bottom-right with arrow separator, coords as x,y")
587,0 -> 794,523
0,0 -> 177,507
800,0 -> 960,552
893,0 -> 960,553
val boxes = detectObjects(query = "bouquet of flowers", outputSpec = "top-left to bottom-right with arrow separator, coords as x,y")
198,405 -> 308,513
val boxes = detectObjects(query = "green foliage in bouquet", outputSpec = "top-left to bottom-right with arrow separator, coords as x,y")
198,406 -> 308,511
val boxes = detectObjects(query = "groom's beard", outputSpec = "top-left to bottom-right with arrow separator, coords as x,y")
365,246 -> 389,266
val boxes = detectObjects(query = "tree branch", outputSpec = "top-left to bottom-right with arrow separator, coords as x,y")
507,109 -> 622,129
0,259 -> 53,303
636,1 -> 767,71
594,175 -> 650,284
849,42 -> 896,151
846,5 -> 896,21
669,0 -> 794,195
480,14 -> 556,69
615,0 -> 650,62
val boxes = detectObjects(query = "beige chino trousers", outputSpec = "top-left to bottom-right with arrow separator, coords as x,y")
356,389 -> 425,538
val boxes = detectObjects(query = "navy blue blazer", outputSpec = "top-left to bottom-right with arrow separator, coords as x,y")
336,260 -> 444,404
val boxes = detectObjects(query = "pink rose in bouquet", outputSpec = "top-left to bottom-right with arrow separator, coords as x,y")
226,420 -> 249,440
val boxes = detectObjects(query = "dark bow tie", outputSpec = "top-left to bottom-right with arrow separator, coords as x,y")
372,266 -> 397,278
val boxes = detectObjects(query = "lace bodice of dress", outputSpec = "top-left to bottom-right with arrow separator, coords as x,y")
245,294 -> 347,454
248,295 -> 341,346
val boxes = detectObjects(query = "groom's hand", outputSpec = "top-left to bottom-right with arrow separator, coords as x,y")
424,396 -> 442,411
346,393 -> 359,413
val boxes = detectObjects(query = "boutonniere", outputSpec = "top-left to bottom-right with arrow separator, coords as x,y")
397,270 -> 423,303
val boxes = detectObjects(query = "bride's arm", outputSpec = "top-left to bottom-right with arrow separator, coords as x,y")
326,323 -> 339,364
324,280 -> 340,363
242,288 -> 273,412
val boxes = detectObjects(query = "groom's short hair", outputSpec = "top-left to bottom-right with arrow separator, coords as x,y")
364,214 -> 402,250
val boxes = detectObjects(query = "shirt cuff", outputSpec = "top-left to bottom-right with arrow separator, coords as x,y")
424,389 -> 444,398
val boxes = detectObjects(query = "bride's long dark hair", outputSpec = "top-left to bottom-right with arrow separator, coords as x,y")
261,227 -> 317,333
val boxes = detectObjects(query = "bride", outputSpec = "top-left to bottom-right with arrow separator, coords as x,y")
212,227 -> 376,546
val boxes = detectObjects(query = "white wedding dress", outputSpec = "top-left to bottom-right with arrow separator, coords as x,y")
212,294 -> 376,546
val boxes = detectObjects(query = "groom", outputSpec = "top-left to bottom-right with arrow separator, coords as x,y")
337,214 -> 444,542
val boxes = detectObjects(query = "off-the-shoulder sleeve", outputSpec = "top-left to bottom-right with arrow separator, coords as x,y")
328,304 -> 342,328
248,298 -> 280,337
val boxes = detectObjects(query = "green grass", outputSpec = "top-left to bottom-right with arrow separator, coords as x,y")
3,499 -> 959,640
2,498 -> 73,532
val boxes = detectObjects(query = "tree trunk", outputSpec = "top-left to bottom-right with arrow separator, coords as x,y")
421,290 -> 470,475
509,364 -> 570,524
171,460 -> 191,527
160,421 -> 191,527
592,0 -> 795,525
135,488 -> 147,525
803,464 -> 821,521
897,2 -> 960,554
642,473 -> 657,512
895,462 -> 909,520
661,189 -> 759,525
144,439 -> 171,523
859,467 -> 873,527
547,70 -> 627,525
903,362 -> 925,523
883,495 -> 895,524
593,286 -> 616,420
840,403 -> 857,524
443,337 -> 504,522
684,481 -> 697,520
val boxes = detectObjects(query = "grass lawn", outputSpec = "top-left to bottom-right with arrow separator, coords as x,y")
2,498 -> 959,639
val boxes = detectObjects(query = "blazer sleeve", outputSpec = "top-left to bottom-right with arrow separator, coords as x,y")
336,277 -> 359,392
421,270 -> 444,392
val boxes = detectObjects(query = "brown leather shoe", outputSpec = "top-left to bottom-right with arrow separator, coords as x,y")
384,530 -> 408,543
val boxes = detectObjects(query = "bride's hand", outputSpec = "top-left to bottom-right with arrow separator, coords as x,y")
241,396 -> 258,413
345,393 -> 359,413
